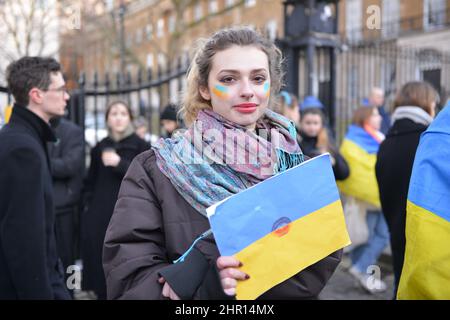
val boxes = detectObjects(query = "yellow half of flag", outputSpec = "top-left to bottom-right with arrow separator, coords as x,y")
235,200 -> 350,300
337,139 -> 380,207
397,201 -> 450,299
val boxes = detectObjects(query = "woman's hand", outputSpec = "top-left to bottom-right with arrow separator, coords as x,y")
216,256 -> 250,297
158,277 -> 180,300
102,149 -> 121,167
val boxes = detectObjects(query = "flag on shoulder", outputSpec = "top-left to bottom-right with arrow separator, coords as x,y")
398,103 -> 450,300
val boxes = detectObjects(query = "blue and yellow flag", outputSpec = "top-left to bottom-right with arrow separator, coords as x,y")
337,124 -> 381,207
398,104 -> 450,300
207,154 -> 351,300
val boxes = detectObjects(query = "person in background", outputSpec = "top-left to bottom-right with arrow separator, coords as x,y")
368,87 -> 391,135
134,116 -> 152,143
299,105 -> 349,181
48,116 -> 85,295
0,56 -> 71,299
81,100 -> 150,300
375,81 -> 438,297
160,103 -> 180,138
278,90 -> 300,124
277,90 -> 301,144
338,105 -> 390,294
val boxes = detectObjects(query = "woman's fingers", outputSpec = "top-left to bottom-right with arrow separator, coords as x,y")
170,289 -> 181,300
221,277 -> 237,289
219,267 -> 249,281
162,282 -> 170,298
161,280 -> 181,300
224,287 -> 236,296
216,256 -> 242,270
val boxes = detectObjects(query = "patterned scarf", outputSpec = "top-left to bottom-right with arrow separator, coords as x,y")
152,108 -> 304,216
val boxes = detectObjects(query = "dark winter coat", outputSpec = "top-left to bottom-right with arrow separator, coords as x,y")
81,133 -> 150,299
103,149 -> 342,300
0,106 -> 70,299
48,118 -> 85,210
375,118 -> 428,293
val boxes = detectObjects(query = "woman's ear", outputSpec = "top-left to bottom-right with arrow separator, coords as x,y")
199,85 -> 211,101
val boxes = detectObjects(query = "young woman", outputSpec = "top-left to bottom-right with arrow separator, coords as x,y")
339,105 -> 390,294
299,108 -> 349,180
81,101 -> 150,299
102,27 -> 342,300
376,82 -> 438,297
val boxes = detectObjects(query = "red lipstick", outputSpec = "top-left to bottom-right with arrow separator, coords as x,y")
233,103 -> 257,114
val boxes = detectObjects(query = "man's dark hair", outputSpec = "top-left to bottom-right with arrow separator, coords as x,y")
6,56 -> 61,107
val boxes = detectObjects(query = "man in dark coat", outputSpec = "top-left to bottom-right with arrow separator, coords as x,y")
48,117 -> 85,278
0,57 -> 71,299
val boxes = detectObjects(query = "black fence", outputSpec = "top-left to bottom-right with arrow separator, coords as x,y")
66,57 -> 188,147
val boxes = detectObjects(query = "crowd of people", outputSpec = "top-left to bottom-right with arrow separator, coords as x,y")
0,26 -> 447,300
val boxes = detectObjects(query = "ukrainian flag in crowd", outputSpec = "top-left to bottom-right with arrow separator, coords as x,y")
398,103 -> 450,300
337,124 -> 381,207
4,105 -> 12,124
207,154 -> 351,300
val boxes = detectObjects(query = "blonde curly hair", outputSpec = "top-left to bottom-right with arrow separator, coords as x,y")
180,26 -> 284,125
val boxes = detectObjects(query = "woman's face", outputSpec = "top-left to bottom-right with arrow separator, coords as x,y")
300,113 -> 323,137
107,103 -> 131,134
366,107 -> 382,131
199,45 -> 271,130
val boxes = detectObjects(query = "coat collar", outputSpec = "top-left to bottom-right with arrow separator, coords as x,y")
9,103 -> 57,143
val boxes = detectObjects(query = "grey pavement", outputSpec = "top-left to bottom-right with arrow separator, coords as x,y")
319,253 -> 395,300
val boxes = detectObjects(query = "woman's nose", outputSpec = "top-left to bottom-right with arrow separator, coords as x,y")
239,80 -> 254,99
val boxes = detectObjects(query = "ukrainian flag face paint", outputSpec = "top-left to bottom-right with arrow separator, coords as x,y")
263,82 -> 270,98
212,85 -> 230,100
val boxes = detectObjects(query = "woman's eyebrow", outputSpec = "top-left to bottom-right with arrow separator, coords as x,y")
218,68 -> 268,74
250,68 -> 268,74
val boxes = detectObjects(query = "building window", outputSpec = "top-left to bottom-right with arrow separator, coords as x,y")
225,0 -> 234,8
146,24 -> 153,40
157,18 -> 164,38
382,0 -> 399,38
105,0 -> 114,11
136,28 -> 143,45
265,20 -> 277,41
424,0 -> 446,29
345,0 -> 362,43
245,0 -> 256,7
168,14 -> 176,33
146,53 -> 154,69
194,2 -> 203,21
209,0 -> 218,14
158,53 -> 166,70
125,34 -> 132,48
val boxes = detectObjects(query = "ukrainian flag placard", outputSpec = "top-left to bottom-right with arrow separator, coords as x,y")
207,153 -> 351,300
398,104 -> 450,300
337,125 -> 381,207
